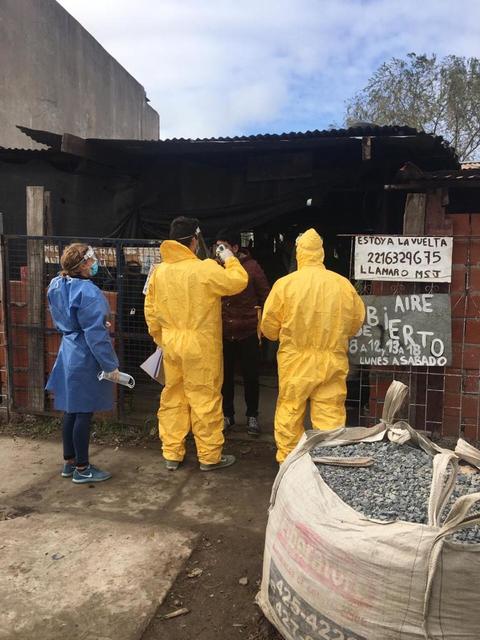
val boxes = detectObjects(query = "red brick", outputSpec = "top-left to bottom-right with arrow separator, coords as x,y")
13,347 -> 28,368
413,405 -> 426,430
441,413 -> 461,437
471,213 -> 480,235
427,371 -> 445,390
13,370 -> 29,388
11,327 -> 28,348
13,389 -> 28,409
45,334 -> 61,353
452,240 -> 469,265
452,214 -> 471,236
450,343 -> 464,368
46,353 -> 57,371
451,266 -> 468,294
463,373 -> 479,394
445,372 -> 462,393
463,345 -> 480,369
104,291 -> 118,313
467,294 -> 480,318
469,240 -> 480,266
0,347 -> 5,368
451,318 -> 465,343
10,305 -> 28,325
444,392 -> 461,409
469,267 -> 480,292
9,281 -> 26,304
462,394 -> 479,419
444,405 -> 461,417
451,294 -> 468,318
465,318 -> 480,344
463,423 -> 478,441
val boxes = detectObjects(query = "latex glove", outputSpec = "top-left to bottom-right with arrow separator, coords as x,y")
107,368 -> 120,382
215,243 -> 234,264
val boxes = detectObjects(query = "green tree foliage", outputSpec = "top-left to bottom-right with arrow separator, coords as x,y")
346,53 -> 480,161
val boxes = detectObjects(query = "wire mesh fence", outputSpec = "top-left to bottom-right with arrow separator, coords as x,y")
2,235 -> 162,422
0,232 -> 474,439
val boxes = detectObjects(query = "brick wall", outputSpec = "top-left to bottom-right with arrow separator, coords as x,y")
0,294 -> 8,417
366,209 -> 480,441
6,275 -> 118,415
444,213 -> 480,440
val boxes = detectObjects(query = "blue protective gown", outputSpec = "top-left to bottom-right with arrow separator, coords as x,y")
46,276 -> 119,413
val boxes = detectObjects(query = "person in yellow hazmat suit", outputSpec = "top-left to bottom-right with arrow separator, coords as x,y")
145,217 -> 248,471
261,228 -> 365,463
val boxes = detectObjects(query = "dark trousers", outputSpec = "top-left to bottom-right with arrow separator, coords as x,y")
222,334 -> 260,419
62,412 -> 93,467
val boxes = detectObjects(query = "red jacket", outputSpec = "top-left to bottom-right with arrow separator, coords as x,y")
222,252 -> 270,341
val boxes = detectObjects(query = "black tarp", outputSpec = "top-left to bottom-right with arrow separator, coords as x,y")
0,126 -> 459,239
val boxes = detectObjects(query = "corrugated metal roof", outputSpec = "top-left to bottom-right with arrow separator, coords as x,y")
160,124 -> 422,143
18,124 -> 430,149
16,126 -> 63,149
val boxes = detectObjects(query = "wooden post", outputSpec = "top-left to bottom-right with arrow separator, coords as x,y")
26,186 -> 45,412
403,193 -> 426,235
44,191 -> 53,236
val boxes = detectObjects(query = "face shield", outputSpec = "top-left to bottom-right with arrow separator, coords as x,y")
83,246 -> 98,263
177,226 -> 209,259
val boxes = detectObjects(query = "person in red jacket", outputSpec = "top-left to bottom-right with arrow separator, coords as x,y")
215,229 -> 270,436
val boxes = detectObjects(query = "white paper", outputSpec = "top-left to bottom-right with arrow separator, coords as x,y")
354,235 -> 453,282
142,263 -> 157,295
140,348 -> 164,384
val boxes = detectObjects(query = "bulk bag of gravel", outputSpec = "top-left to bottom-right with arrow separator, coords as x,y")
257,381 -> 480,640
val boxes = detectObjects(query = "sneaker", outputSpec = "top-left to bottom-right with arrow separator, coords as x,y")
72,465 -> 112,484
61,462 -> 76,478
200,454 -> 236,472
165,459 -> 180,471
247,416 -> 260,437
223,416 -> 235,431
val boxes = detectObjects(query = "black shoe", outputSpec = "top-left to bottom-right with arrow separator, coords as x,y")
247,416 -> 260,436
223,416 -> 235,431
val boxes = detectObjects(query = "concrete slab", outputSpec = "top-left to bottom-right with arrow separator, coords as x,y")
0,512 -> 195,640
0,438 -> 65,500
7,444 -> 190,522
0,437 -> 100,503
172,453 -> 276,532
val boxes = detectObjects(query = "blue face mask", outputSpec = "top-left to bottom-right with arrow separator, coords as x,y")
89,261 -> 99,277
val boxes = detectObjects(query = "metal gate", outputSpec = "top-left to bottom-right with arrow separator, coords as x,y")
2,235 -> 162,422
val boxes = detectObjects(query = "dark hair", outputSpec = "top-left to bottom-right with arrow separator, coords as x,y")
169,217 -> 200,247
215,228 -> 241,248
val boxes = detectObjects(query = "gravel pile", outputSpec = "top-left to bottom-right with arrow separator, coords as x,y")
310,441 -> 480,543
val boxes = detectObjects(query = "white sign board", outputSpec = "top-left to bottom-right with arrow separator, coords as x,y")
354,236 -> 453,282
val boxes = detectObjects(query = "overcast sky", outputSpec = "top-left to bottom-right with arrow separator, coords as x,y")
57,0 -> 480,140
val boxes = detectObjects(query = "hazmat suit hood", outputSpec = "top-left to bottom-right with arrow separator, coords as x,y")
296,229 -> 325,269
160,240 -> 197,263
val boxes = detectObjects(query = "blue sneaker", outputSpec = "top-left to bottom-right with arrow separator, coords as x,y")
61,462 -> 76,478
72,465 -> 112,484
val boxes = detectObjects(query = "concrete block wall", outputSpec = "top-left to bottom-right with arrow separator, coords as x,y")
0,0 -> 159,150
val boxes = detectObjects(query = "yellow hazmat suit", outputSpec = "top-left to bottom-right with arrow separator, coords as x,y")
261,229 -> 365,462
145,241 -> 248,465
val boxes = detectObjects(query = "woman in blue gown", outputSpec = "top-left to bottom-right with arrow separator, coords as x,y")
46,243 -> 119,483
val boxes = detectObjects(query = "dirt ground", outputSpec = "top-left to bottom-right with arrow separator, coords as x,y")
1,417 -> 283,640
